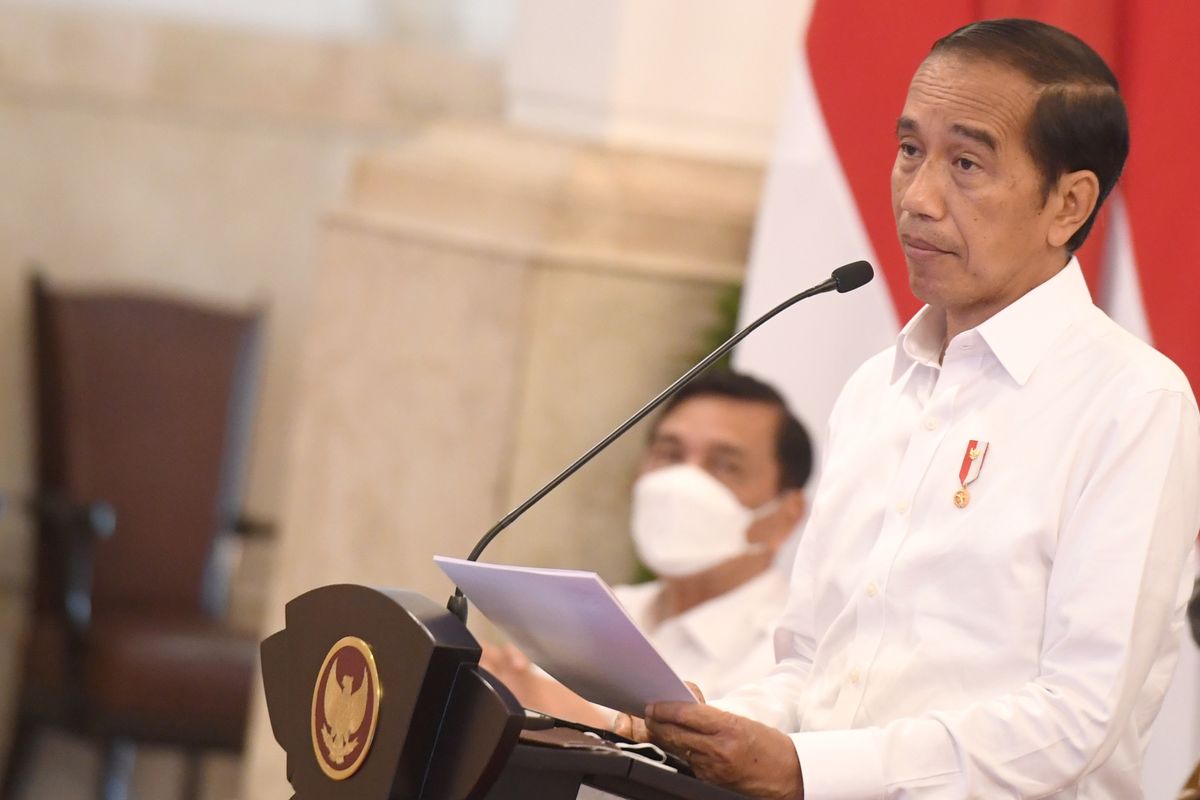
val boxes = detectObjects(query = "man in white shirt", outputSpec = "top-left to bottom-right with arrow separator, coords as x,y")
620,18 -> 1200,799
484,370 -> 811,726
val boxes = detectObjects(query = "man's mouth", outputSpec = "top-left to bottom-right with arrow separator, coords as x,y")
900,234 -> 954,257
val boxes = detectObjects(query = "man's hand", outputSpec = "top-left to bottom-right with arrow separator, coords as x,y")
645,701 -> 803,800
479,642 -> 613,729
612,681 -> 705,742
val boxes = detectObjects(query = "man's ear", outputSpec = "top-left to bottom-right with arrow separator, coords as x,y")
1048,169 -> 1100,249
780,488 -> 807,527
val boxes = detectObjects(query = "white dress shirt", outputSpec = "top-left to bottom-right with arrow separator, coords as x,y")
614,566 -> 789,700
715,260 -> 1200,799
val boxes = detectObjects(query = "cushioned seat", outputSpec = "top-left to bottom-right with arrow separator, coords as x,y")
84,618 -> 258,749
15,616 -> 73,715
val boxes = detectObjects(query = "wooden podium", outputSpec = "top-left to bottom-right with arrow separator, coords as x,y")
487,740 -> 748,800
260,584 -> 746,800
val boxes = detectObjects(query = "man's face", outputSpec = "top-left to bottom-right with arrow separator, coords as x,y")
892,54 -> 1066,320
640,395 -> 800,546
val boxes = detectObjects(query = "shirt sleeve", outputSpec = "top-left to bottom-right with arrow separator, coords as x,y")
793,387 -> 1200,799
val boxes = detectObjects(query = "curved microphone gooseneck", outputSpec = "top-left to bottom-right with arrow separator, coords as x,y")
446,260 -> 874,623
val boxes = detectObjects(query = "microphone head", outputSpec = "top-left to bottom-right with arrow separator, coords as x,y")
832,261 -> 874,293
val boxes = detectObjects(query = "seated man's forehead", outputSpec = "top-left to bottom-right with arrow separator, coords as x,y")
661,396 -> 779,434
651,415 -> 778,474
651,426 -> 744,454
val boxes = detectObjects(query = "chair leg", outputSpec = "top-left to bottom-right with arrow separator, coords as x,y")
96,738 -> 135,800
0,710 -> 37,800
181,751 -> 203,800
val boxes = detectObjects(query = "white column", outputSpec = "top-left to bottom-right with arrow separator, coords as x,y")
505,0 -> 811,163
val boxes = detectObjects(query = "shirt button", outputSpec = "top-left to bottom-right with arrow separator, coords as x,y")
849,668 -> 862,685
895,500 -> 909,515
924,417 -> 939,430
866,582 -> 879,598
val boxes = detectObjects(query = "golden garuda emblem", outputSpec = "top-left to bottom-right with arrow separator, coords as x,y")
311,636 -> 381,780
321,659 -> 368,762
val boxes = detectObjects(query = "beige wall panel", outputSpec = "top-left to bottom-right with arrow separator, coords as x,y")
489,265 -> 728,581
345,123 -> 761,282
264,221 -> 532,607
0,5 -> 501,126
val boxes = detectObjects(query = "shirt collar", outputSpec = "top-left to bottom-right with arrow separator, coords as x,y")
892,257 -> 1094,386
674,568 -> 787,661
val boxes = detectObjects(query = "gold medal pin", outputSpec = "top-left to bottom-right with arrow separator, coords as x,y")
954,440 -> 989,508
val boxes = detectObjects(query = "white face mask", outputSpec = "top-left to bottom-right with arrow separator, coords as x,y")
630,463 -> 781,577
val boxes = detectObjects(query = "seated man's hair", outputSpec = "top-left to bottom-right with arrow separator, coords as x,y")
653,370 -> 813,490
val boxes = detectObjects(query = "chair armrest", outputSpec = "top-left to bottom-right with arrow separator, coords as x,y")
28,492 -> 117,540
27,491 -> 117,635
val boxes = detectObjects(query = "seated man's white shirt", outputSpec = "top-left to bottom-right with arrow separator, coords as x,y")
714,259 -> 1200,799
614,566 -> 788,700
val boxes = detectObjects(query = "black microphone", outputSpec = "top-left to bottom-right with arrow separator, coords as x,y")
831,260 -> 873,293
446,260 -> 874,622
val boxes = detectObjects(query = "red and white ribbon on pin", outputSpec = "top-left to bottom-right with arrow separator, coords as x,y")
954,440 -> 989,509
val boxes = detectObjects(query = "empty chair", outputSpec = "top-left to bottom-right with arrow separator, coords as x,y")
2,275 -> 269,800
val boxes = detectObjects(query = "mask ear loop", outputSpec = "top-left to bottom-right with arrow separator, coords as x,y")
749,495 -> 784,521
743,495 -> 787,555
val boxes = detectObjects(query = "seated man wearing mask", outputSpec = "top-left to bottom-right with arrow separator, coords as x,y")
484,370 -> 812,726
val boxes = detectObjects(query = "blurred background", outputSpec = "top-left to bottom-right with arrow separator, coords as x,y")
0,0 -> 805,797
0,0 -> 1196,798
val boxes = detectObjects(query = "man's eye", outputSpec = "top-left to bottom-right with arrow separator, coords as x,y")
899,143 -> 920,158
711,460 -> 743,479
956,157 -> 979,171
645,447 -> 682,466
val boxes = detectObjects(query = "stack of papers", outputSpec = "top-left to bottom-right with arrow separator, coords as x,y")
434,556 -> 697,715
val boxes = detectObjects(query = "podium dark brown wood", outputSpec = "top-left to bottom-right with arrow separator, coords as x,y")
489,741 -> 749,800
260,584 -> 746,800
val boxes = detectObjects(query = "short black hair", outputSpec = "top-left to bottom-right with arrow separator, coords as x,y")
930,18 -> 1129,253
651,369 -> 813,490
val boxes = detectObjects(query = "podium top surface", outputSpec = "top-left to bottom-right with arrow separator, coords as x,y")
504,742 -> 748,800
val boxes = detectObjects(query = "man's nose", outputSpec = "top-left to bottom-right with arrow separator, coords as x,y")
898,161 -> 946,220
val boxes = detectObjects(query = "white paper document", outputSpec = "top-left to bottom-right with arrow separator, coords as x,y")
434,556 -> 697,716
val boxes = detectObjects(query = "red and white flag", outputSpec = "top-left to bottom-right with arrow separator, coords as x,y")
734,1 -> 1200,794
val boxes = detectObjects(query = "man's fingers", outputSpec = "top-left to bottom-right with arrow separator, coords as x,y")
646,701 -> 729,735
643,718 -> 712,761
685,681 -> 706,703
611,712 -> 651,742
